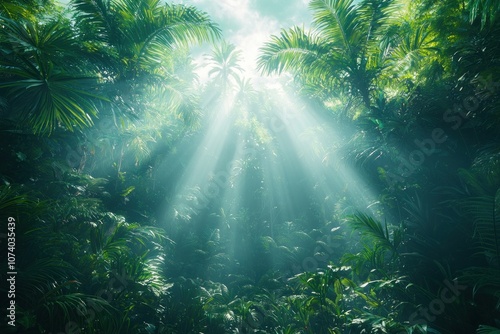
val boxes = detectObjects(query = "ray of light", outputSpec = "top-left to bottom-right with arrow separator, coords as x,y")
152,69 -> 393,280
162,92 -> 238,226
256,83 -> 384,223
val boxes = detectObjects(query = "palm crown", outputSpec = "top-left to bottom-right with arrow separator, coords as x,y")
258,0 -> 438,112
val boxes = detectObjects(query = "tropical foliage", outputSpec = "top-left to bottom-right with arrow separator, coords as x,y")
1,0 -> 499,333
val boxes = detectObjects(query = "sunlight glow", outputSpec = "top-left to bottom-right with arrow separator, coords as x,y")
165,0 -> 391,283
261,86 -> 383,219
163,76 -> 385,238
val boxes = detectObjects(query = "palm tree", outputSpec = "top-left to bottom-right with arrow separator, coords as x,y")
0,0 -> 52,21
258,0 -> 439,114
70,0 -> 222,179
205,41 -> 244,94
0,0 -> 221,135
71,0 -> 221,108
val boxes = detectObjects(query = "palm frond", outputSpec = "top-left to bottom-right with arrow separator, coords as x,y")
470,144 -> 500,187
358,0 -> 397,36
461,266 -> 500,299
459,189 -> 500,262
468,0 -> 500,29
0,17 -> 105,135
18,258 -> 78,302
41,292 -> 118,333
127,2 -> 221,67
388,24 -> 439,73
1,2 -> 34,20
310,0 -> 364,56
257,26 -> 329,75
159,3 -> 221,46
71,0 -> 116,43
206,41 -> 243,88
258,0 -> 384,109
347,212 -> 399,252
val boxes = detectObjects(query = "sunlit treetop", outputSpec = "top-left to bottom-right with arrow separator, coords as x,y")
0,0 -> 221,135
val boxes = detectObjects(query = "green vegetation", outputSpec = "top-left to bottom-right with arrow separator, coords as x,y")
0,0 -> 499,333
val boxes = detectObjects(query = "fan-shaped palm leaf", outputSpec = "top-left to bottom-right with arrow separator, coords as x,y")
72,0 -> 221,78
347,212 -> 400,252
0,17 -> 103,135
